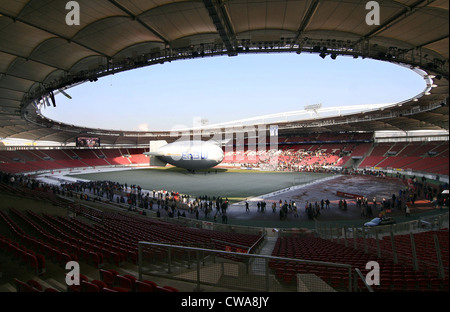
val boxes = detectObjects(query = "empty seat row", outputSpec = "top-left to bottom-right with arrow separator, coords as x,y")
98,269 -> 178,292
13,278 -> 59,292
0,235 -> 46,275
270,235 -> 449,291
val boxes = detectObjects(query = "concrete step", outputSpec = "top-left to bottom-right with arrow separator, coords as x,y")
259,236 -> 277,256
0,282 -> 16,292
38,277 -> 67,292
250,236 -> 278,275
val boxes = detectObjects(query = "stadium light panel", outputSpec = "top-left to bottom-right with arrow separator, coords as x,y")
50,91 -> 56,107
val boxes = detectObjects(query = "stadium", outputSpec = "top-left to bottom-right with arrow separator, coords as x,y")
0,0 -> 448,297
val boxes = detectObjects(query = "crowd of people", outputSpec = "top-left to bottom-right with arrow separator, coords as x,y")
0,169 -> 339,223
57,179 -> 235,223
1,168 -> 448,225
226,148 -> 343,172
243,198 -> 339,221
0,170 -> 235,224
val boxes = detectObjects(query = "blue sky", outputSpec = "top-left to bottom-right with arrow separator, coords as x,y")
43,53 -> 426,132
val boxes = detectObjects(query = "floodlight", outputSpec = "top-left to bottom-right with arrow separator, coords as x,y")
50,91 -> 56,107
58,89 -> 72,99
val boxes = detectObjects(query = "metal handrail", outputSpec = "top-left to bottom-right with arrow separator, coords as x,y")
138,240 -> 354,292
354,268 -> 374,292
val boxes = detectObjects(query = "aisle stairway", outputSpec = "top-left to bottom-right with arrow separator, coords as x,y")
250,236 -> 277,275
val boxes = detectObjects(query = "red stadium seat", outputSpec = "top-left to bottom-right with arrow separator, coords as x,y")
135,280 -> 155,292
35,253 -> 46,274
67,274 -> 89,292
102,287 -> 129,292
89,251 -> 104,268
81,281 -> 101,292
14,278 -> 34,292
116,275 -> 134,292
161,286 -> 179,292
99,269 -> 116,288
90,280 -> 107,291
27,280 -> 43,292
27,253 -> 40,275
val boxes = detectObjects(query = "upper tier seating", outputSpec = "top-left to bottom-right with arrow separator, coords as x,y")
0,139 -> 448,176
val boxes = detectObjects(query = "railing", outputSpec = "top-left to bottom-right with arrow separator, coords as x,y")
211,234 -> 265,255
164,214 -> 265,237
316,212 -> 449,279
317,213 -> 449,240
138,241 -> 354,292
354,268 -> 374,292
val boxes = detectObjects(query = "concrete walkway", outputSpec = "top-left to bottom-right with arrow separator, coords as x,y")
250,236 -> 278,275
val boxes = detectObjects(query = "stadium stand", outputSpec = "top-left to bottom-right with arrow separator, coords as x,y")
0,133 -> 448,293
0,177 -> 265,292
349,143 -> 373,158
0,136 -> 448,176
270,234 -> 449,291
347,229 -> 449,275
1,164 -> 448,292
0,148 -> 150,173
352,141 -> 449,175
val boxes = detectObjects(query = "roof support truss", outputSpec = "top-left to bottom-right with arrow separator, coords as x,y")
294,0 -> 320,41
0,11 -> 110,59
202,0 -> 236,56
107,0 -> 170,44
362,0 -> 436,40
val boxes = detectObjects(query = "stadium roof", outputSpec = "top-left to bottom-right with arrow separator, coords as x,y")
0,0 -> 448,145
